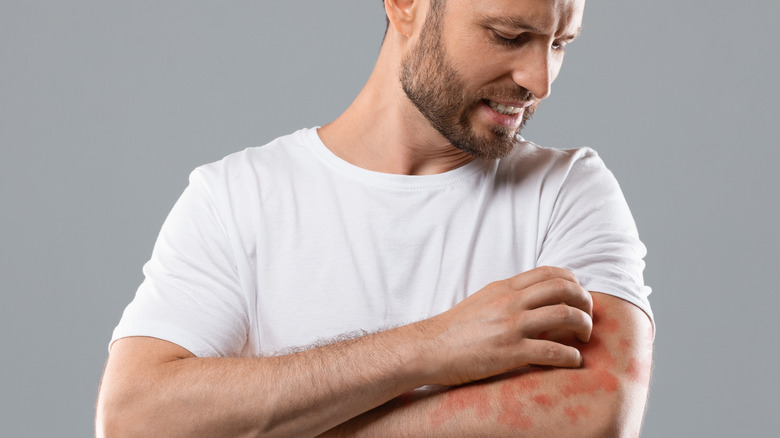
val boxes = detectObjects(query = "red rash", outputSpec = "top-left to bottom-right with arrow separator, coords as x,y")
563,404 -> 590,425
496,402 -> 534,430
495,373 -> 545,430
428,302 -> 653,431
625,358 -> 648,384
531,394 -> 554,409
580,334 -> 617,369
561,318 -> 622,398
591,301 -> 619,334
430,383 -> 493,427
599,317 -> 620,334
620,324 -> 654,386
561,368 -> 619,397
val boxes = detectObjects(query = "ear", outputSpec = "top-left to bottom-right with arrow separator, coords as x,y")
384,0 -> 421,38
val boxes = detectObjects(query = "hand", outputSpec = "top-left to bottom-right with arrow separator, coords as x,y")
418,266 -> 593,386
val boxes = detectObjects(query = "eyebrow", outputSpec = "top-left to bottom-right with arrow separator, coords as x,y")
481,15 -> 582,40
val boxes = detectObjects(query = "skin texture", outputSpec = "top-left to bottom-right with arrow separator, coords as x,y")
96,0 -> 653,437
318,292 -> 653,437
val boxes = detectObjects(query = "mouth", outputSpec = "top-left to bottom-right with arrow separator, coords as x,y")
486,99 -> 528,116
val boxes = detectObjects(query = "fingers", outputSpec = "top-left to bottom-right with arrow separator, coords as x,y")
508,266 -> 579,291
520,277 -> 593,318
504,266 -> 592,317
518,338 -> 583,368
521,304 -> 593,343
506,267 -> 593,343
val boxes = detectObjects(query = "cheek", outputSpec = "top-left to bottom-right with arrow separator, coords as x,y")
462,63 -> 504,90
451,46 -> 511,87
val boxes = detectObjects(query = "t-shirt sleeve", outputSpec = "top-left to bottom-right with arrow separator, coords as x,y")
110,168 -> 248,357
536,148 -> 653,325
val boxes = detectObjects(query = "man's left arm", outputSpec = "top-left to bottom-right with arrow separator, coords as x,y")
320,292 -> 653,438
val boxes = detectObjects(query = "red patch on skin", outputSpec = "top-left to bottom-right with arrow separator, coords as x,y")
430,384 -> 493,427
493,372 -> 545,430
579,335 -> 616,369
497,407 -> 534,430
625,358 -> 652,385
531,394 -> 555,409
600,317 -> 620,334
496,391 -> 534,431
591,302 -> 620,334
561,368 -> 619,397
564,404 -> 590,424
502,372 -> 542,394
618,338 -> 632,353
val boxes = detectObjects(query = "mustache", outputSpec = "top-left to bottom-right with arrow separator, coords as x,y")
481,86 -> 535,103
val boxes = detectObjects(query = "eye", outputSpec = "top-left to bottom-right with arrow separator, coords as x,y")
491,30 -> 529,47
551,40 -> 567,51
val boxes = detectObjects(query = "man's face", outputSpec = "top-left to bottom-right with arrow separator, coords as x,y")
400,0 -> 584,159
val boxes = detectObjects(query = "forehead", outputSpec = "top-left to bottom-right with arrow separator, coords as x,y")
450,0 -> 585,35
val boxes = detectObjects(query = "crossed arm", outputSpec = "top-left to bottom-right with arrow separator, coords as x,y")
96,267 -> 653,438
319,292 -> 653,437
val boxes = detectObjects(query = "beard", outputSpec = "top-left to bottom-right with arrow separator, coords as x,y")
399,5 -> 537,160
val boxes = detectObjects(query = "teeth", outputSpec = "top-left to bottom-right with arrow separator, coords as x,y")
489,100 -> 523,116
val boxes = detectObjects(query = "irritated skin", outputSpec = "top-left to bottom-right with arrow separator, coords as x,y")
319,292 -> 653,438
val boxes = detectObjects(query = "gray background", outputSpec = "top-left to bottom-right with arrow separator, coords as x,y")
1,1 -> 778,436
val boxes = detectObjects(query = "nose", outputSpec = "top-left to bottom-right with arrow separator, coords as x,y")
511,44 -> 554,100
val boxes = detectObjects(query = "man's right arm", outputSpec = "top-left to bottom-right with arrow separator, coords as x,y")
97,324 -> 432,438
95,266 -> 592,438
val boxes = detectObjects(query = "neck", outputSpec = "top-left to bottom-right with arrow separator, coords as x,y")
318,36 -> 475,176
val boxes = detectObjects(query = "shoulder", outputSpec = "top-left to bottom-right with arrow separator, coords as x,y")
195,127 -> 316,180
182,127 -> 321,200
496,138 -> 608,189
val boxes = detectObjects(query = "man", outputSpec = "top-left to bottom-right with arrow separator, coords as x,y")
97,0 -> 654,436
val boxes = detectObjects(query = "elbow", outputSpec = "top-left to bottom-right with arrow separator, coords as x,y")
95,410 -> 128,438
95,402 -> 130,438
96,375 -> 176,438
95,391 -> 149,438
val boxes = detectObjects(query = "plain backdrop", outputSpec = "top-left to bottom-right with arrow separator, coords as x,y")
1,1 -> 778,436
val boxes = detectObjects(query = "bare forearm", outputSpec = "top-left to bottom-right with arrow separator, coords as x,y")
322,293 -> 654,438
97,325 -> 431,438
323,367 -> 649,437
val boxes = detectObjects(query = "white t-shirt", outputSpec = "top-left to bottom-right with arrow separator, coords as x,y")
111,127 -> 653,357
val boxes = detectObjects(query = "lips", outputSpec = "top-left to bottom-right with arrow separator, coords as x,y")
487,99 -> 531,116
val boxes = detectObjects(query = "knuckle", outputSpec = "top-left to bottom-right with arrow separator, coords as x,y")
554,304 -> 573,321
491,279 -> 511,292
550,278 -> 572,293
544,345 -> 562,362
537,265 -> 557,278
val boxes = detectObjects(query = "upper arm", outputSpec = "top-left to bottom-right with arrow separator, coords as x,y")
496,292 -> 652,435
437,292 -> 652,436
111,169 -> 250,358
578,292 -> 653,436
